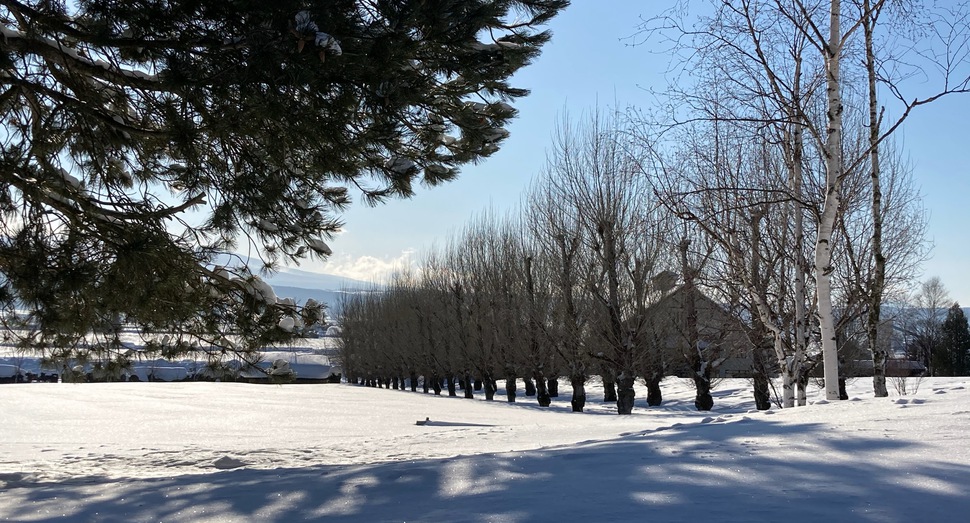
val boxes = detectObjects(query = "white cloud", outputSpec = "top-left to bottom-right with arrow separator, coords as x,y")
309,250 -> 417,283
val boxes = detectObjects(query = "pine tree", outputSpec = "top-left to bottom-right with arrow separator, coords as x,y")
935,304 -> 970,376
0,1 -> 567,371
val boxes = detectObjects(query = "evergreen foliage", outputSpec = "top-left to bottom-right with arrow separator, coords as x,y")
0,0 -> 567,371
935,303 -> 970,376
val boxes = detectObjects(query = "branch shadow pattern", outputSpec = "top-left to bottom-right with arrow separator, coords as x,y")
3,417 -> 969,523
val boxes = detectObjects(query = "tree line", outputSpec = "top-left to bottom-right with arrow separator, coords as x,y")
340,0 -> 970,412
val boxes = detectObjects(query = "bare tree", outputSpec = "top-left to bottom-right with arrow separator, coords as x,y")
526,179 -> 593,411
540,110 -> 671,414
641,0 -> 970,400
906,277 -> 953,376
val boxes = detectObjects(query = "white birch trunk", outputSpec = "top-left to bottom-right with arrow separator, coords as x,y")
792,65 -> 809,408
797,377 -> 808,405
817,0 -> 844,401
864,0 -> 889,398
782,359 -> 795,408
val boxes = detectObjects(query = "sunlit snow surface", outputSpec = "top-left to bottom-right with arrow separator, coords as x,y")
2,378 -> 969,522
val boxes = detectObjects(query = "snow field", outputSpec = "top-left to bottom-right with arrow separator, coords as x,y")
2,377 -> 969,522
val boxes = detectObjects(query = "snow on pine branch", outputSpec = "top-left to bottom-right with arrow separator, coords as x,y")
0,24 -> 161,84
294,11 -> 342,56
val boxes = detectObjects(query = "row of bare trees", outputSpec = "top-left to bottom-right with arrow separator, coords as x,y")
340,0 -> 965,412
340,112 -> 730,414
338,104 -> 921,414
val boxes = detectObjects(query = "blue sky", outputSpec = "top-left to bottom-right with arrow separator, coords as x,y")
301,1 -> 970,306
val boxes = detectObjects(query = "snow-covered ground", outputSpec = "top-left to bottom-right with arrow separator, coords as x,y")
2,377 -> 968,522
0,336 -> 341,382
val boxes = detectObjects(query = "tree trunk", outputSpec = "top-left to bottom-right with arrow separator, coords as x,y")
645,374 -> 663,407
547,377 -> 559,397
796,368 -> 809,406
864,0 -> 889,398
570,374 -> 586,412
483,372 -> 496,401
753,373 -> 771,410
693,375 -> 714,411
431,374 -> 442,395
446,376 -> 457,397
602,374 -> 617,402
505,373 -> 517,403
781,363 -> 795,408
524,377 -> 537,396
681,237 -> 712,412
817,0 -> 845,401
474,378 -> 483,391
534,371 -> 551,406
422,375 -> 430,394
616,371 -> 635,415
463,373 -> 474,399
409,371 -> 418,392
752,346 -> 772,411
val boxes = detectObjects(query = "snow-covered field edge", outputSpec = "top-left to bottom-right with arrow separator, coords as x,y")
2,377 -> 969,522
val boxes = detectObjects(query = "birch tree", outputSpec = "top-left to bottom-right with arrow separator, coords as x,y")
643,0 -> 970,400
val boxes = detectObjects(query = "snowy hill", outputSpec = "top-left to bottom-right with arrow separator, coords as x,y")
265,270 -> 379,316
210,254 -> 379,314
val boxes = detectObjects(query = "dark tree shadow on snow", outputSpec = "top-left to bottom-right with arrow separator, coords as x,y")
3,416 -> 969,523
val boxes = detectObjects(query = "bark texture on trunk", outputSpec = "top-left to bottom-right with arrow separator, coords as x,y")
693,376 -> 714,411
570,375 -> 586,412
524,377 -> 537,396
645,374 -> 663,407
602,375 -> 617,402
534,371 -> 551,406
463,373 -> 474,399
752,347 -> 772,411
864,0 -> 888,398
817,0 -> 845,401
505,373 -> 517,403
483,372 -> 496,401
548,377 -> 559,397
616,372 -> 635,415
753,373 -> 772,410
446,376 -> 457,397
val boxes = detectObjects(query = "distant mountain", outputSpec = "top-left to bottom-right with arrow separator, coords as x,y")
262,267 -> 375,291
265,271 -> 381,317
270,285 -> 379,317
209,254 -> 379,317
